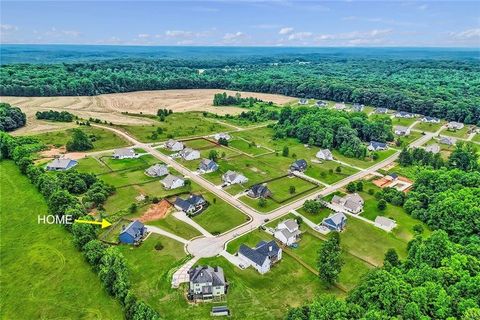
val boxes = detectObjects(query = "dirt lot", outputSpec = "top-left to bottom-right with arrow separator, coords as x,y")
1,89 -> 295,135
138,200 -> 172,223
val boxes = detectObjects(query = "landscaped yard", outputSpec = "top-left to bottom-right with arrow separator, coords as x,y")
267,176 -> 318,203
76,156 -> 111,174
396,131 -> 423,147
99,154 -> 158,171
392,117 -> 417,127
413,121 -> 444,133
148,214 -> 202,240
296,206 -> 332,224
118,112 -> 230,142
440,126 -> 470,139
0,161 -> 123,319
30,125 -> 129,151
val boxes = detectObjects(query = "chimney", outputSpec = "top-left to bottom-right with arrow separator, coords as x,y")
269,246 -> 272,252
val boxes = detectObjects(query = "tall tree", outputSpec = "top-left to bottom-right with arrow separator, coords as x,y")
317,232 -> 344,285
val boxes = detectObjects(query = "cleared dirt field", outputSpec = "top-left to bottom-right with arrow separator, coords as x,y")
1,89 -> 295,134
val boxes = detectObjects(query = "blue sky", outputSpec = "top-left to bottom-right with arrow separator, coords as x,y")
1,1 -> 479,47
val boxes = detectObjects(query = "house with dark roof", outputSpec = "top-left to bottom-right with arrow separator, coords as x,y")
238,240 -> 282,274
290,159 -> 307,172
375,107 -> 388,114
368,141 -> 388,151
145,164 -> 169,177
174,194 -> 207,215
395,111 -> 415,118
198,159 -> 218,173
298,98 -> 308,105
421,116 -> 440,123
188,265 -> 226,300
222,170 -> 248,185
119,220 -> 146,244
352,103 -> 364,112
331,193 -> 364,214
45,158 -> 78,171
322,212 -> 347,232
247,184 -> 272,199
274,219 -> 301,245
316,100 -> 327,107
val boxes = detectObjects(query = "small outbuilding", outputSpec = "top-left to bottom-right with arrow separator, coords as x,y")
374,216 -> 397,232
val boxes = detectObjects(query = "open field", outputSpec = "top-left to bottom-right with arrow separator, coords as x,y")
305,160 -> 359,184
413,121 -> 445,133
440,126 -> 471,139
332,148 -> 397,169
268,176 -> 318,203
396,131 -> 423,147
473,134 -> 480,143
392,117 -> 418,127
1,89 -> 294,134
0,161 -> 123,319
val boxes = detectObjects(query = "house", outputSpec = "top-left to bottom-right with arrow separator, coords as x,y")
335,103 -> 347,111
394,126 -> 410,136
439,136 -> 456,146
238,240 -> 282,274
222,170 -> 248,185
161,174 -> 185,190
447,121 -> 464,130
198,159 -> 218,173
395,111 -> 415,118
145,164 -> 168,177
247,184 -> 272,199
331,193 -> 364,214
425,143 -> 440,154
214,133 -> 231,141
374,216 -> 397,232
274,219 -> 301,245
316,149 -> 334,161
165,139 -> 184,151
45,158 -> 78,171
290,159 -> 307,172
112,148 -> 137,159
316,100 -> 327,107
421,116 -> 440,123
375,107 -> 388,114
386,172 -> 398,181
174,194 -> 207,215
368,141 -> 388,151
119,220 -> 146,244
188,265 -> 226,300
352,103 -> 364,112
179,148 -> 200,161
298,98 -> 308,105
322,212 -> 347,232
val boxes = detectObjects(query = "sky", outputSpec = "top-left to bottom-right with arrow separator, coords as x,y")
1,0 -> 479,47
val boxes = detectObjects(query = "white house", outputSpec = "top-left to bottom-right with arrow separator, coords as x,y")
421,116 -> 440,123
334,103 -> 347,111
374,216 -> 397,232
368,141 -> 388,151
331,193 -> 364,214
222,170 -> 248,185
145,164 -> 169,177
45,158 -> 78,171
112,148 -> 138,159
439,136 -> 457,146
425,144 -> 440,154
165,139 -> 184,152
394,126 -> 410,136
316,149 -> 334,161
238,240 -> 282,274
161,174 -> 185,190
214,133 -> 231,141
179,148 -> 200,161
274,219 -> 301,245
395,111 -> 415,118
447,121 -> 464,130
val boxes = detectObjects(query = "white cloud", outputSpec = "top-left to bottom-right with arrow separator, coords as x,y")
450,28 -> 480,39
288,32 -> 313,41
317,29 -> 392,41
222,31 -> 246,43
1,24 -> 18,32
61,30 -> 81,37
279,27 -> 294,35
417,4 -> 428,11
165,30 -> 194,38
137,33 -> 150,38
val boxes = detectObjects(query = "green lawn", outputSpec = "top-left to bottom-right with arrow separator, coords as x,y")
413,121 -> 444,133
396,131 -> 423,147
119,112 -> 230,142
440,126 -> 470,139
268,176 -> 318,202
184,138 -> 218,150
332,148 -> 397,169
473,134 -> 480,143
99,168 -> 157,187
392,117 -> 417,127
100,154 -> 157,171
76,156 -> 111,175
305,161 -> 358,184
30,125 -> 129,151
296,206 -> 332,224
228,138 -> 272,156
148,214 -> 202,240
0,161 -> 123,319
192,193 -> 250,235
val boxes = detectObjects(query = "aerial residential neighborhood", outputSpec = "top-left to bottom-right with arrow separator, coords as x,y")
1,1 -> 479,320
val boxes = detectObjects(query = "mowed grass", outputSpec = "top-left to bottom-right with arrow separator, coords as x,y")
228,138 -> 272,156
148,214 -> 202,240
396,131 -> 423,147
100,154 -> 158,171
0,161 -> 123,319
76,156 -> 111,174
305,160 -> 358,184
392,117 -> 417,127
30,125 -> 129,151
440,126 -> 470,139
413,121 -> 444,133
296,206 -> 332,224
332,148 -> 397,169
473,134 -> 480,143
268,176 -> 318,202
99,168 -> 157,187
119,112 -> 230,142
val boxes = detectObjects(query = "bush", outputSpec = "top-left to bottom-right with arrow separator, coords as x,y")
154,242 -> 164,251
0,103 -> 26,132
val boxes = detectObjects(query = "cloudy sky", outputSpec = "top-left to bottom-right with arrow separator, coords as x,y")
1,0 -> 479,47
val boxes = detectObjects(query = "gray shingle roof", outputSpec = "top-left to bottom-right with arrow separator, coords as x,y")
113,148 -> 135,157
189,266 -> 225,286
47,158 -> 77,169
121,220 -> 145,238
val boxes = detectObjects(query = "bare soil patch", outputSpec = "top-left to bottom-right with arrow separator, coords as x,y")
138,200 -> 172,223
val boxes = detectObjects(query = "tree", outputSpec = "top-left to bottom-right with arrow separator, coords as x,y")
304,199 -> 323,214
384,248 -> 400,268
335,166 -> 342,173
218,137 -> 228,146
208,149 -> 219,161
258,198 -> 267,207
289,185 -> 296,194
317,232 -> 343,285
282,146 -> 289,157
377,199 -> 387,211
129,203 -> 138,213
356,181 -> 364,192
448,142 -> 479,172
98,247 -> 130,300
83,240 -> 108,271
66,129 -> 93,151
0,103 -> 26,132
346,182 -> 356,193
72,216 -> 97,249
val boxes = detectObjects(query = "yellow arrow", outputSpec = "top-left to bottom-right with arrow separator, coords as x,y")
75,218 -> 112,229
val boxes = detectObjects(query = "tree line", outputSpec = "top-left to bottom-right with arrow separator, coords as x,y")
0,103 -> 26,132
0,132 -> 160,320
274,107 -> 394,159
36,109 -> 75,122
1,58 -> 478,124
213,92 -> 263,107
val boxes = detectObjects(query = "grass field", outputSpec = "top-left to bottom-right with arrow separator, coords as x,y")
0,161 -> 123,319
148,214 -> 202,240
413,121 -> 444,133
119,112 -> 230,142
440,126 -> 470,139
99,154 -> 158,171
296,206 -> 332,224
268,176 -> 318,202
392,117 -> 417,127
76,156 -> 111,174
30,125 -> 129,151
473,134 -> 480,143
332,148 -> 397,169
305,161 -> 359,184
396,131 -> 423,147
228,138 -> 273,156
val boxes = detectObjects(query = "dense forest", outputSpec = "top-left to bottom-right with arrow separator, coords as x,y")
36,110 -> 75,122
0,103 -> 26,132
1,57 -> 479,124
274,107 -> 393,159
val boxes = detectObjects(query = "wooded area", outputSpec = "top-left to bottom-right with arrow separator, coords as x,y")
1,57 -> 479,124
